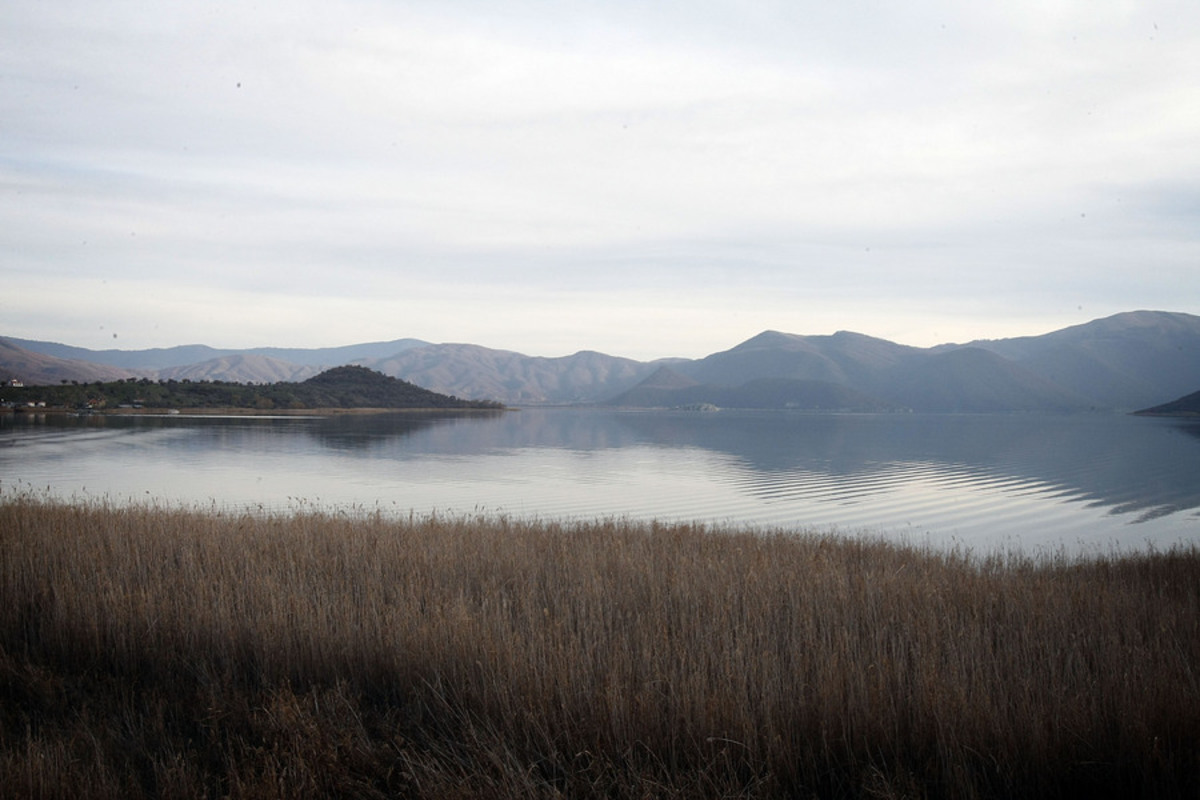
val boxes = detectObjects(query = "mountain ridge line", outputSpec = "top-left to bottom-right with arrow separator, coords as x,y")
4,310 -> 1200,412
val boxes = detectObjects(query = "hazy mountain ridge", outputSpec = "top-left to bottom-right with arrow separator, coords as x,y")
0,338 -> 146,384
5,310 -> 1199,412
362,344 -> 658,405
2,336 -> 430,370
156,354 -> 322,384
876,347 -> 1092,413
943,311 -> 1200,410
609,377 -> 890,412
611,336 -> 1094,412
682,330 -> 923,391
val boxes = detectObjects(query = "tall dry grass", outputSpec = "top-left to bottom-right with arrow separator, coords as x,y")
1,495 -> 1198,798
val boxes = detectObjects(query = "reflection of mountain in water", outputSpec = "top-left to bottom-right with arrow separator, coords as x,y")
295,410 -> 1200,525
308,412 -> 504,451
23,409 -> 1198,529
304,410 -> 1200,524
612,412 -> 1200,524
308,409 -> 643,455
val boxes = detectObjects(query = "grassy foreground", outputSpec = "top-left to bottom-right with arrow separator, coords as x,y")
1,498 -> 1198,799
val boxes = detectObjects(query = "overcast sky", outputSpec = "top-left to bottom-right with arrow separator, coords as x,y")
3,1 -> 1198,360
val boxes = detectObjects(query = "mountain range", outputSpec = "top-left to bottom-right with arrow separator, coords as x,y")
4,310 -> 1200,413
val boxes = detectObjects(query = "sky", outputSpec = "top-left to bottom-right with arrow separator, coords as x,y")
3,1 -> 1199,360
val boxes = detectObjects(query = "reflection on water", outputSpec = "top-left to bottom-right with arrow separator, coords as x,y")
306,411 -> 506,451
613,412 -> 1200,524
2,409 -> 1198,553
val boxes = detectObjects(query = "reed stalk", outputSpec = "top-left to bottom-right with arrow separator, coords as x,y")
2,495 -> 1197,798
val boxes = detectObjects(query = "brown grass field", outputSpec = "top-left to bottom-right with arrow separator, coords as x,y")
2,495 -> 1198,798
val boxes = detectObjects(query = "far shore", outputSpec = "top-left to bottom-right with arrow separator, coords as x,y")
1,405 -> 509,416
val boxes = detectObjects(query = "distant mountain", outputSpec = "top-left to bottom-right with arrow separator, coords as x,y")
612,337 -> 1089,412
360,344 -> 658,405
156,354 -> 320,383
877,347 -> 1090,413
4,339 -> 229,370
627,365 -> 701,392
5,337 -> 429,370
609,375 -> 889,411
649,312 -> 1200,412
253,339 -> 431,367
681,330 -> 922,392
5,310 -> 1200,412
1133,389 -> 1200,417
0,338 -> 141,384
946,310 -> 1200,410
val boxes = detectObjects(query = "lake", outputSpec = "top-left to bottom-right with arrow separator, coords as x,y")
3,408 -> 1199,555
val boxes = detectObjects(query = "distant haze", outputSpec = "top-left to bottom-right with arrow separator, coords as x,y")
3,2 -> 1199,359
6,310 -> 1200,411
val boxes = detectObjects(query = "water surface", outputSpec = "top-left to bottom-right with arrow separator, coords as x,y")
3,409 -> 1198,554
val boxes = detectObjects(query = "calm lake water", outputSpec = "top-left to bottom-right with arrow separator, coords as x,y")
3,408 -> 1199,555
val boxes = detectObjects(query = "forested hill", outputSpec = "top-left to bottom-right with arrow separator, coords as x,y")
1,365 -> 503,411
296,366 -> 501,408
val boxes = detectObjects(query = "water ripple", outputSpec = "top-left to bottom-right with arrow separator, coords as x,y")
4,410 -> 1199,554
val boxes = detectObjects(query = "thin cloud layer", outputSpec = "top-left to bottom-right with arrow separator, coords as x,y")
3,0 -> 1198,358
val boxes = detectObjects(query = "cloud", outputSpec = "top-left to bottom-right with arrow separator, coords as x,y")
2,1 -> 1199,358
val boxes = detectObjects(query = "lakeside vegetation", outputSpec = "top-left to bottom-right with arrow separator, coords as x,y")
0,365 -> 503,411
2,497 -> 1198,799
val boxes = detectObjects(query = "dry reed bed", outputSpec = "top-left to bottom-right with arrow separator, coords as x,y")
1,496 -> 1198,798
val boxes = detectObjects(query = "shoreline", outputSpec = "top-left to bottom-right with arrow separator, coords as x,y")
1,405 -> 509,416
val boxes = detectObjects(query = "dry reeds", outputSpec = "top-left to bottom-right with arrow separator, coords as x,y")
1,495 -> 1198,798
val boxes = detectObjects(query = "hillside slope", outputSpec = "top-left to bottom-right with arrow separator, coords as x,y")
952,310 -> 1200,410
1133,389 -> 1200,416
363,344 -> 657,405
877,347 -> 1092,413
5,337 -> 429,372
0,338 -> 140,385
609,376 -> 890,411
156,354 -> 320,383
6,311 -> 1199,411
681,330 -> 922,392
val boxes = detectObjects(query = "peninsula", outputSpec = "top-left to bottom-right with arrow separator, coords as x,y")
0,365 -> 503,413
